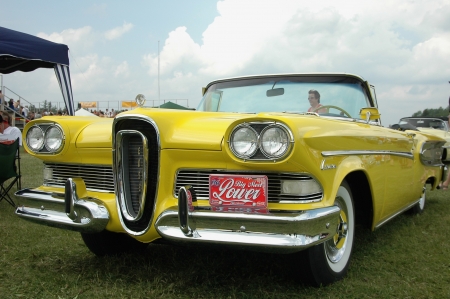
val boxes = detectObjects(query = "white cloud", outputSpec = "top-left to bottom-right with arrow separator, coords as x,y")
105,22 -> 134,40
33,26 -> 133,101
37,26 -> 93,49
139,0 -> 450,125
114,61 -> 130,78
7,0 -> 450,125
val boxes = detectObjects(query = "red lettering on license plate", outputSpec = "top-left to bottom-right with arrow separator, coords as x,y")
209,174 -> 268,213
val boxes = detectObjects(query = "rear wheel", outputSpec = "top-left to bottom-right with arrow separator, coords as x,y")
81,230 -> 148,257
302,180 -> 355,286
409,184 -> 426,215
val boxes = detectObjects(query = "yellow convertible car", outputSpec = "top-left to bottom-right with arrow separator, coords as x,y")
15,73 -> 445,286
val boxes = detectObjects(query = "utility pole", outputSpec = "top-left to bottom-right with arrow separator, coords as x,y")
158,41 -> 160,103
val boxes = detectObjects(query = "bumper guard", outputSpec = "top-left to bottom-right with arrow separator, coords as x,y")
14,178 -> 109,233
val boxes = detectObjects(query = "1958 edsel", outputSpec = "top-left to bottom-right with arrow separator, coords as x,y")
15,73 -> 445,286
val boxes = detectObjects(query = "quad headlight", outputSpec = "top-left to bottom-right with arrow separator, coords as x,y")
260,125 -> 290,158
229,122 -> 293,160
26,126 -> 45,151
44,126 -> 64,152
26,124 -> 65,154
229,126 -> 258,159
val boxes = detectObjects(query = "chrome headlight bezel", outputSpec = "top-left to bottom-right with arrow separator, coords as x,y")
25,123 -> 65,154
228,122 -> 294,161
44,125 -> 64,153
229,125 -> 259,159
26,125 -> 45,152
259,124 -> 291,159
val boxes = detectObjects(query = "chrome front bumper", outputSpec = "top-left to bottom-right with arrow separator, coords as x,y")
156,207 -> 340,253
15,178 -> 341,253
155,187 -> 341,253
14,178 -> 109,233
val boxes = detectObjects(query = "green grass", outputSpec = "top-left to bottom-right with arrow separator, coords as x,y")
1,150 -> 450,298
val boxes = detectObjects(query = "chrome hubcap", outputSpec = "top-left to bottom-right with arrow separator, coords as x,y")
325,197 -> 349,263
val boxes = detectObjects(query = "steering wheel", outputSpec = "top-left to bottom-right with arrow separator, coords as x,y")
312,105 -> 352,118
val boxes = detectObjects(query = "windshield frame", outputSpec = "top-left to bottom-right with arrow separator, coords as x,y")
198,74 -> 374,118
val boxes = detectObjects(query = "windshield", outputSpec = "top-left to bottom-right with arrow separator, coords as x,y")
197,76 -> 371,119
400,118 -> 448,131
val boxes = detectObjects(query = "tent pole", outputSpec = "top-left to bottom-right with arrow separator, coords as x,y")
0,74 -> 3,111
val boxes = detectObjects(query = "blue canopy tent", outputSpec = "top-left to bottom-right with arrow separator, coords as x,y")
0,26 -> 75,115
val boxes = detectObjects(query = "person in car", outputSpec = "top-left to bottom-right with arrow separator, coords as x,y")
307,90 -> 327,113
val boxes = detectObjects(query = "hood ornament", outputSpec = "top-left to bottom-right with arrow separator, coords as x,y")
135,94 -> 146,107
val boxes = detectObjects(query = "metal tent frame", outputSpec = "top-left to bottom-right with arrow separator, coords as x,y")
0,26 -> 74,115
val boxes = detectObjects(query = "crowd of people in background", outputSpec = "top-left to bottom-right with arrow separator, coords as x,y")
1,93 -> 129,120
0,93 -> 74,121
1,93 -> 36,120
89,108 -> 118,118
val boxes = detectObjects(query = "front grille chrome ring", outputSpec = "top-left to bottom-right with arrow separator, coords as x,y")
115,130 -> 148,222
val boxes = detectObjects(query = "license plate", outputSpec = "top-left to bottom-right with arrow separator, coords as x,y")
209,174 -> 268,213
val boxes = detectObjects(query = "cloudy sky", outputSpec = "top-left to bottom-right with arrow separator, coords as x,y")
2,0 -> 450,125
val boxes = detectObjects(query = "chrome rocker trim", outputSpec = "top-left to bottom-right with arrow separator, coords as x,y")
14,178 -> 109,233
155,188 -> 341,253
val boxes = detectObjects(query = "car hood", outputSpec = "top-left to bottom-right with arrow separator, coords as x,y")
416,128 -> 450,144
77,109 -> 248,150
76,119 -> 114,148
78,109 -> 443,152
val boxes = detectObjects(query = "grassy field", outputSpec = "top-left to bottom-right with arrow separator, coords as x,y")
1,150 -> 450,298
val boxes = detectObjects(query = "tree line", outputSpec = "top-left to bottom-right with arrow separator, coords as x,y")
412,106 -> 449,118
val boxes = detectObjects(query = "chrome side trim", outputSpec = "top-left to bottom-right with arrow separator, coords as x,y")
155,205 -> 340,253
14,184 -> 109,233
321,150 -> 414,159
374,200 -> 419,230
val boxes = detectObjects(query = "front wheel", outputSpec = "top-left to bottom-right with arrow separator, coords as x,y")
81,230 -> 148,257
302,180 -> 355,286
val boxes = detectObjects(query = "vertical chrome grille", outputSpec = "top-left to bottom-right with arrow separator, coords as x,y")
116,130 -> 148,221
126,134 -> 146,215
114,117 -> 160,235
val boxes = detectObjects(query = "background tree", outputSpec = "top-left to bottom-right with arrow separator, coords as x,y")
411,106 -> 449,118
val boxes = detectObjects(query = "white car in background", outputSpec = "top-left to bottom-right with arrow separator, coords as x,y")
398,117 -> 450,162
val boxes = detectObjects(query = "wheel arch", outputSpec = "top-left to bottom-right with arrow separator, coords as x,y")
343,170 -> 373,230
425,171 -> 440,190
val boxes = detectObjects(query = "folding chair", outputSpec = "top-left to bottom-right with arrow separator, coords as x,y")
0,138 -> 21,208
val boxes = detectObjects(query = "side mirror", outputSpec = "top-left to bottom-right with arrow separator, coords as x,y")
360,107 -> 380,123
